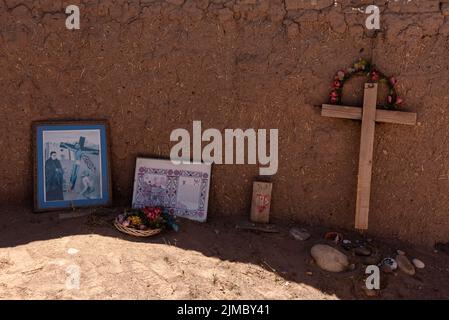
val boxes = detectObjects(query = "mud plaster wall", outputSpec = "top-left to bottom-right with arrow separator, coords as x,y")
1,0 -> 449,246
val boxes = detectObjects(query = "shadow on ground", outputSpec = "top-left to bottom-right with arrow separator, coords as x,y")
1,205 -> 448,299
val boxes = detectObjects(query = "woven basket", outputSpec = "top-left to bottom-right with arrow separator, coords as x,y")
114,220 -> 162,237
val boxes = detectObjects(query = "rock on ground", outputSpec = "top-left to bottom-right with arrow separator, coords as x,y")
412,258 -> 425,269
290,227 -> 310,241
310,244 -> 349,273
396,255 -> 416,276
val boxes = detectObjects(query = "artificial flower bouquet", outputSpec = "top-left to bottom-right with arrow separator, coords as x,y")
115,206 -> 179,237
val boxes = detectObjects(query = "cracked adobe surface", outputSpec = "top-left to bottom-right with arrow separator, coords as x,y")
1,0 -> 449,246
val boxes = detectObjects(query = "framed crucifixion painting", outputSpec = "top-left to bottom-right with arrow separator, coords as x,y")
33,120 -> 112,212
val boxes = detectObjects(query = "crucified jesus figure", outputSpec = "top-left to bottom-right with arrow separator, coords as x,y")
60,136 -> 99,191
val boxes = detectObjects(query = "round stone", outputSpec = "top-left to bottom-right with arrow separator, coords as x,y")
310,244 -> 349,273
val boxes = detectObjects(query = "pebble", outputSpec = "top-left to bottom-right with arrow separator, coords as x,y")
341,239 -> 354,251
355,246 -> 372,256
289,227 -> 311,241
396,255 -> 416,276
363,287 -> 379,298
310,244 -> 349,273
362,253 -> 382,265
397,250 -> 406,255
67,248 -> 79,255
412,258 -> 425,269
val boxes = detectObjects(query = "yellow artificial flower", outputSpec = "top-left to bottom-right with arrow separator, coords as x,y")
128,216 -> 142,226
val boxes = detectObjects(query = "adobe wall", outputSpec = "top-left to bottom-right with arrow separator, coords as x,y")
1,0 -> 449,246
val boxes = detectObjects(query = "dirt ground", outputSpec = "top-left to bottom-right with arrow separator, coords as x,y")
1,206 -> 449,300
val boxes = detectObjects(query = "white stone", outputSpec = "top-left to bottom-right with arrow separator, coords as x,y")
310,244 -> 349,273
412,258 -> 425,269
67,248 -> 79,255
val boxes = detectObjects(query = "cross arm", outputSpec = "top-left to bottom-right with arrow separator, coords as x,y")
321,104 -> 417,126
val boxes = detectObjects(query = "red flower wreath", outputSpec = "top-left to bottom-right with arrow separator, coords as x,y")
329,58 -> 403,110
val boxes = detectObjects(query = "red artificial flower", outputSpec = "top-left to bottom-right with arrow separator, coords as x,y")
396,97 -> 404,105
336,70 -> 345,81
387,95 -> 393,104
389,77 -> 397,87
332,80 -> 342,89
329,91 -> 339,103
370,70 -> 380,81
142,206 -> 162,221
330,91 -> 338,98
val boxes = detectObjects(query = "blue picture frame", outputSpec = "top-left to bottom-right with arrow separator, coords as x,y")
33,121 -> 112,212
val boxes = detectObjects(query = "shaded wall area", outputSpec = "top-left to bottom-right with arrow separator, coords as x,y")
1,0 -> 449,246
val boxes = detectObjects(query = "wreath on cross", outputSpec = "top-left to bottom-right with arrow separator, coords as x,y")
329,58 -> 403,110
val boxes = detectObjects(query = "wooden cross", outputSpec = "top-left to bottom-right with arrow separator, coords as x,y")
321,83 -> 417,230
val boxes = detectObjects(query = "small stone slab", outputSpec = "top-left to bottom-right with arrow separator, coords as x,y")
354,246 -> 372,256
59,210 -> 92,220
235,222 -> 279,233
289,227 -> 311,241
